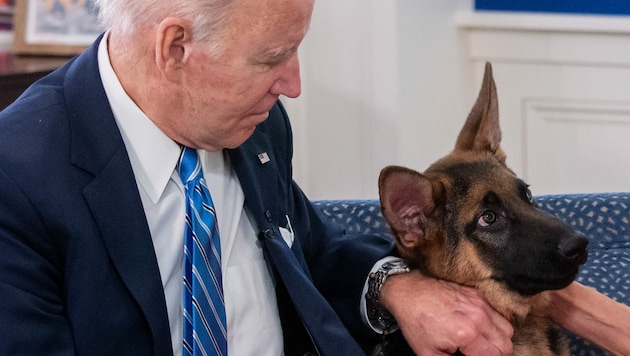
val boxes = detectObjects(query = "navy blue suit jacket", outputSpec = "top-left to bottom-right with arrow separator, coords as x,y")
0,37 -> 394,355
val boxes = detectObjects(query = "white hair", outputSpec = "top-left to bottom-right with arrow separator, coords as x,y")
93,0 -> 235,56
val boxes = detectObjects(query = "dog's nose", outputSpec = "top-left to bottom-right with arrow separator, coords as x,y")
557,236 -> 589,263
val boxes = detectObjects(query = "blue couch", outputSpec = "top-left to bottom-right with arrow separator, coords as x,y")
314,193 -> 630,356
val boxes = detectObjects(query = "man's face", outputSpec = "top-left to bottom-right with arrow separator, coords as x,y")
179,0 -> 314,151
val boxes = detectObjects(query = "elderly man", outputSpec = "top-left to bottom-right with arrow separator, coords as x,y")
1,0 -> 627,355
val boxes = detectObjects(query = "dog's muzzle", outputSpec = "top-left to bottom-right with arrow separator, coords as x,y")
557,234 -> 589,265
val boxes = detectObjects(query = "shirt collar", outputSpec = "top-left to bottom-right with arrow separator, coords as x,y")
97,31 -> 181,204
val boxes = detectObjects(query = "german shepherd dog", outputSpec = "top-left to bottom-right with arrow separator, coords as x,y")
376,63 -> 589,355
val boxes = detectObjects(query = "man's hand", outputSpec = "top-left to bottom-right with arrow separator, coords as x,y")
380,270 -> 514,356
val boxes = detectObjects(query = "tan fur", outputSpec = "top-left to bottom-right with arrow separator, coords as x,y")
378,63 -> 577,356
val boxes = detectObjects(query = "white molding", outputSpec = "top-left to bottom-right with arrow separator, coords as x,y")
523,98 -> 630,194
456,12 -> 630,67
458,11 -> 630,194
455,11 -> 630,34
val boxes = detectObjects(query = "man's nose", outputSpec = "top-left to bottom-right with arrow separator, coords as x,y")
270,53 -> 302,98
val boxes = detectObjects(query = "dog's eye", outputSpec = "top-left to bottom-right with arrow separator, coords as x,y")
478,211 -> 497,227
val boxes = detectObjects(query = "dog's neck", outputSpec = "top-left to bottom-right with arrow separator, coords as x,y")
406,239 -> 550,324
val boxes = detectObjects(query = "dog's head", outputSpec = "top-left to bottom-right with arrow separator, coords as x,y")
378,63 -> 588,308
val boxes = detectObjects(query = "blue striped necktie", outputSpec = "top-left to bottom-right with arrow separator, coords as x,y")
177,147 -> 227,356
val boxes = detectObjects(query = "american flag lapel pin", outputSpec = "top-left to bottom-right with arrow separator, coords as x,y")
258,152 -> 270,164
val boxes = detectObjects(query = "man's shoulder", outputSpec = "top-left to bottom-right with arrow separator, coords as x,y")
0,52 -> 82,132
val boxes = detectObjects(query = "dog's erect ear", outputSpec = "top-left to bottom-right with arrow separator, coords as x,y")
455,62 -> 505,162
379,166 -> 437,248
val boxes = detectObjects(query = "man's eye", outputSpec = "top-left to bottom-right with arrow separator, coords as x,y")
263,58 -> 285,68
258,49 -> 296,68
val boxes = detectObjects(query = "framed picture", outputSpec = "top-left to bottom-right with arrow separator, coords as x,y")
13,0 -> 103,56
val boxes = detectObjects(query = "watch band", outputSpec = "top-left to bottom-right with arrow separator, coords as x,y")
366,259 -> 411,333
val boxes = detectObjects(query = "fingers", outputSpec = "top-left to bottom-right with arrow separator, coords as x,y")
458,333 -> 513,356
381,272 -> 514,356
449,287 -> 514,355
484,303 -> 514,354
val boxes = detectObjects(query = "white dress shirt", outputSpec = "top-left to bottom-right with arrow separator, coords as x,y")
97,33 -> 284,355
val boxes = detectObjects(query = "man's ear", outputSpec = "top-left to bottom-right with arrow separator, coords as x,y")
155,17 -> 192,81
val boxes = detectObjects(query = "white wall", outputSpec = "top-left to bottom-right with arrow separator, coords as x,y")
457,12 -> 630,195
285,1 -> 630,200
284,0 -> 475,200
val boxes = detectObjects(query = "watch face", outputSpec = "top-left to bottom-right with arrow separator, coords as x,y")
383,260 -> 407,270
382,261 -> 395,269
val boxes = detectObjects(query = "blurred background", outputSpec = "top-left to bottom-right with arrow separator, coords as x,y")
285,0 -> 630,199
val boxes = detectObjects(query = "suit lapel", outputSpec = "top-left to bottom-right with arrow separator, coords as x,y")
228,129 -> 281,228
65,36 -> 172,354
229,117 -> 365,356
81,147 -> 172,353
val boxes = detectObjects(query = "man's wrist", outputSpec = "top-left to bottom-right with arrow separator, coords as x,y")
365,258 -> 411,334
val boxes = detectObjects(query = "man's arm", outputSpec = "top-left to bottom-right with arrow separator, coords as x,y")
549,281 -> 630,356
0,169 -> 75,354
380,270 -> 514,356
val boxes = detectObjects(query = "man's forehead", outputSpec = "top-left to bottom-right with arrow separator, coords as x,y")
227,0 -> 311,51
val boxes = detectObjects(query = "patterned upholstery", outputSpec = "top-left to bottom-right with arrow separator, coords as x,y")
314,193 -> 630,356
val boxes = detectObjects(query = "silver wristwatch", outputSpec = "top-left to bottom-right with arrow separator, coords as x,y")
366,259 -> 411,333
